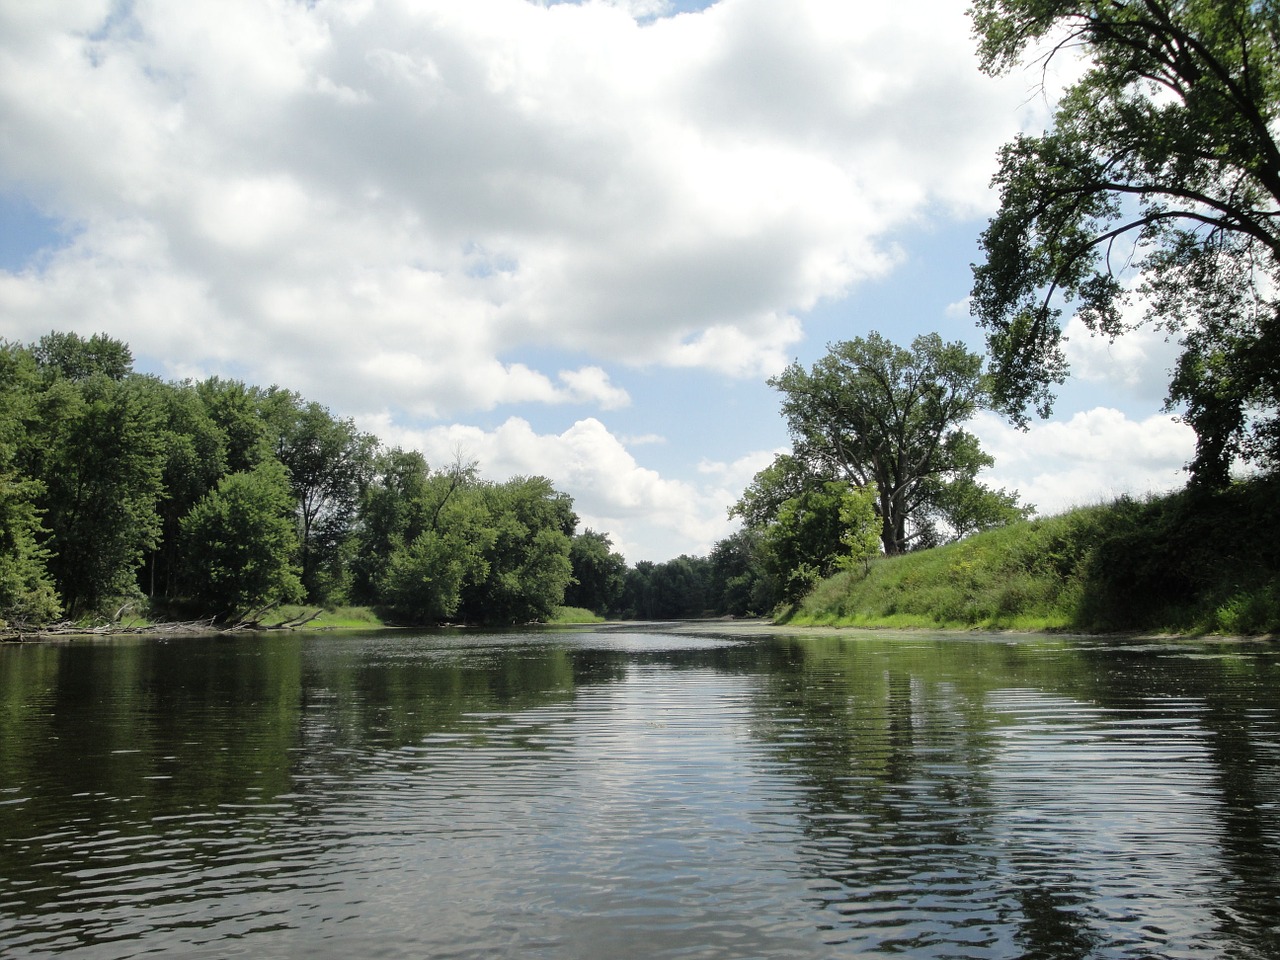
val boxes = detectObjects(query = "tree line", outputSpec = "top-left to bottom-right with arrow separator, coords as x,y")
0,328 -> 1031,628
0,332 -> 627,628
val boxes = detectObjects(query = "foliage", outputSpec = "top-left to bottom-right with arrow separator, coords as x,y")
0,331 -> 596,628
380,476 -> 494,624
836,484 -> 880,576
969,0 -> 1280,486
564,528 -> 627,616
459,476 -> 576,624
769,332 -> 1029,554
621,556 -> 713,619
708,529 -> 774,617
756,480 -> 877,602
265,390 -> 376,604
23,337 -> 167,617
0,343 -> 59,624
142,378 -> 230,599
789,476 -> 1280,635
349,447 -> 434,605
31,330 -> 133,382
180,462 -> 305,618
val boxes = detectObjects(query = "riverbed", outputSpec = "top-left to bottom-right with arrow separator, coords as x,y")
2,625 -> 1278,958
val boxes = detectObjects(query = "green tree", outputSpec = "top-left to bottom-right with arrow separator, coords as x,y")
194,377 -> 271,474
621,556 -> 712,619
837,484 -> 881,576
180,462 -> 304,619
770,333 -> 1028,555
140,379 -> 230,600
564,529 -> 627,615
266,390 -> 375,603
371,456 -> 494,624
756,481 -> 880,602
24,339 -> 167,617
969,0 -> 1280,486
708,529 -> 773,617
31,330 -> 133,383
0,343 -> 59,625
460,476 -> 576,624
349,447 -> 433,605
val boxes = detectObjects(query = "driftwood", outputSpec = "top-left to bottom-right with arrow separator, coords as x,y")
2,605 -> 328,643
231,602 -> 324,631
1,618 -> 219,643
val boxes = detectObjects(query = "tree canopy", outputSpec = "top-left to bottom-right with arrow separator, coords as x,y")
769,333 -> 1028,555
0,331 -> 592,629
969,0 -> 1280,486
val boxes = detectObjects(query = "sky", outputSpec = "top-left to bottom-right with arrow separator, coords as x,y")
0,0 -> 1196,563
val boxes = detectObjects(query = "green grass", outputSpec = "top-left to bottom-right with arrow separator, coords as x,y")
786,476 -> 1280,636
267,605 -> 389,630
547,606 -> 606,624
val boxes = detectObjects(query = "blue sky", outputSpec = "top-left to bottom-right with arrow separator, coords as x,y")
0,0 -> 1194,562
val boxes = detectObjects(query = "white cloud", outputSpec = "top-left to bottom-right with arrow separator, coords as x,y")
556,366 -> 631,409
973,408 -> 1196,517
0,0 -> 1039,419
1059,279 -> 1185,408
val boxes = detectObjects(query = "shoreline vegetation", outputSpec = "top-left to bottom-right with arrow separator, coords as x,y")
8,475 -> 1278,643
780,476 -> 1280,638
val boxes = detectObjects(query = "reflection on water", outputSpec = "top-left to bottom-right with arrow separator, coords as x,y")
2,628 -> 1279,958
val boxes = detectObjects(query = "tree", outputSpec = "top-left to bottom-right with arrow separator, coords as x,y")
24,351 -> 167,617
371,456 -> 494,624
621,555 -> 712,619
770,333 -> 1028,555
0,343 -> 59,625
969,0 -> 1280,486
31,330 -> 132,383
459,476 -> 576,624
265,390 -> 375,603
708,529 -> 773,617
180,462 -> 305,619
141,378 -> 229,600
564,529 -> 626,616
194,377 -> 271,474
837,484 -> 881,576
349,447 -> 433,605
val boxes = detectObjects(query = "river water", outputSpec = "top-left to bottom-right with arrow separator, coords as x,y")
2,626 -> 1279,959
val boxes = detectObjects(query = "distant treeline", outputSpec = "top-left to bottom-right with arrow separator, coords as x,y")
0,331 -> 655,627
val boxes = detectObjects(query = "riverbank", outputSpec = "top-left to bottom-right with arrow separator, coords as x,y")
780,478 -> 1280,637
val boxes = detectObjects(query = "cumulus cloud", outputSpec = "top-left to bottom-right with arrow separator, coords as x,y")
972,408 -> 1196,517
0,0 -> 1038,418
1063,317 -> 1181,399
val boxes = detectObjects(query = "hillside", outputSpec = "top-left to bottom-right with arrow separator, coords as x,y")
785,476 -> 1280,636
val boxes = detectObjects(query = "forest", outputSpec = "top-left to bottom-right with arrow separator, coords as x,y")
0,331 -> 633,629
0,328 -> 1031,632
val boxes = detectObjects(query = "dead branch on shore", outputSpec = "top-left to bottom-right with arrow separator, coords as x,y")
2,606 -> 328,642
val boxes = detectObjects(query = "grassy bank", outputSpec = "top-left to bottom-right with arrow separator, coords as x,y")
785,476 -> 1280,635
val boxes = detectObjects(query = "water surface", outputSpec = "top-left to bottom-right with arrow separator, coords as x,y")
2,626 -> 1279,958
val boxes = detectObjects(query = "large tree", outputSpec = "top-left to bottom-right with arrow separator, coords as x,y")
770,333 -> 1027,555
459,476 -> 577,624
0,343 -> 59,625
969,0 -> 1280,486
265,390 -> 375,603
23,335 -> 167,617
564,529 -> 627,616
180,462 -> 305,619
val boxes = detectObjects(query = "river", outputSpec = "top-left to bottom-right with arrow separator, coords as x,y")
2,625 -> 1279,959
